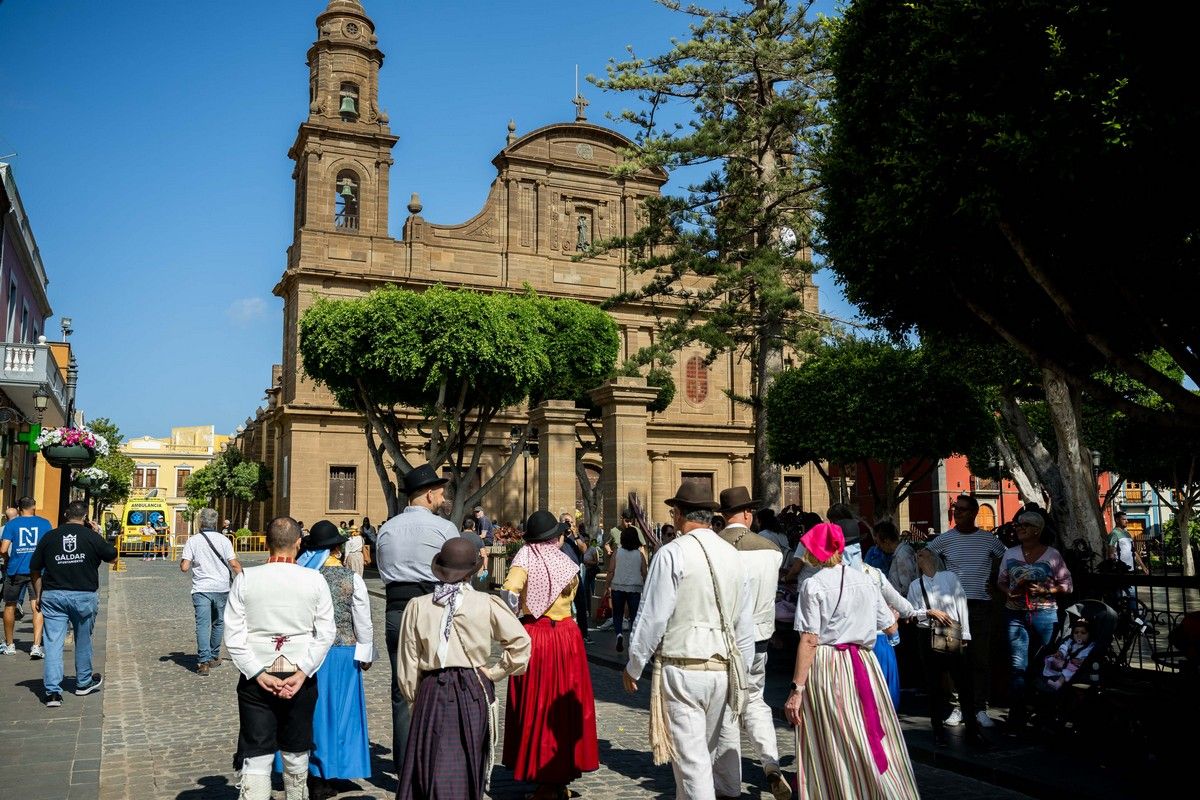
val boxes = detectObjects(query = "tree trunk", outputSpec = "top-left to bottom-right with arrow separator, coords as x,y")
1042,367 -> 1106,558
576,457 -> 603,537
992,433 -> 1042,504
362,421 -> 400,519
752,319 -> 784,510
1177,498 -> 1196,577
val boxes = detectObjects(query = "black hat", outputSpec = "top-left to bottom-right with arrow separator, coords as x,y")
522,510 -> 566,543
664,481 -> 720,511
718,486 -> 760,515
431,537 -> 484,583
304,520 -> 348,551
403,464 -> 448,495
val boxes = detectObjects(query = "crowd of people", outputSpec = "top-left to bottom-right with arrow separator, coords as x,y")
2,466 -> 1143,800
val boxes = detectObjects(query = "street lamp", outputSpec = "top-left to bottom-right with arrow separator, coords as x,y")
1090,449 -> 1102,478
32,383 -> 49,422
991,455 -> 1007,525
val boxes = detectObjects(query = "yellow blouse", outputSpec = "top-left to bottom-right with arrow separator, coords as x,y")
502,565 -> 579,621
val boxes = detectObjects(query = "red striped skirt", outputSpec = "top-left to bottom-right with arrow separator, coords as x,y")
502,616 -> 599,784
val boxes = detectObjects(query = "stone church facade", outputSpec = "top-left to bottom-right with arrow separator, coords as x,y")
233,0 -> 829,532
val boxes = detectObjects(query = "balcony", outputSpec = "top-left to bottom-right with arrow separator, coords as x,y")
334,213 -> 359,231
0,342 -> 68,426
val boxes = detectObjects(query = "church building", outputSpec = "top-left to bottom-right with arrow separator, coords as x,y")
233,0 -> 828,532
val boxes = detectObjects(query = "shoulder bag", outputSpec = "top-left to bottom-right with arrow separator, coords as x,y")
693,536 -> 748,716
919,576 -> 963,654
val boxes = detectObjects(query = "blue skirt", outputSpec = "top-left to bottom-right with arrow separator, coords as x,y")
273,645 -> 371,779
875,632 -> 901,710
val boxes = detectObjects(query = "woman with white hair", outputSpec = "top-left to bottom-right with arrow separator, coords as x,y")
783,523 -> 919,798
997,511 -> 1072,729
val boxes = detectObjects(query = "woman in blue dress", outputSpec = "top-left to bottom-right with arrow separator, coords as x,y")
279,520 -> 375,799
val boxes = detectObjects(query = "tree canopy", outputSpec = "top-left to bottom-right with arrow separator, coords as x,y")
591,0 -> 829,507
766,338 -> 992,519
822,0 -> 1200,432
86,417 -> 135,513
183,446 -> 270,529
299,285 -> 619,523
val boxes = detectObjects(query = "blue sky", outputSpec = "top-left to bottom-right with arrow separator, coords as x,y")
0,0 -> 851,439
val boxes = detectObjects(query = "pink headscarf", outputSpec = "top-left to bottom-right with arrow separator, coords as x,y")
511,541 -> 578,618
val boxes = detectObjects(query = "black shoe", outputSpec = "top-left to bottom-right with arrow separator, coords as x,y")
615,634 -> 625,653
932,727 -> 948,746
582,636 -> 594,645
45,692 -> 63,708
75,673 -> 104,696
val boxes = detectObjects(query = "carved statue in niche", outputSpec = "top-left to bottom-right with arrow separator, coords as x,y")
576,215 -> 590,250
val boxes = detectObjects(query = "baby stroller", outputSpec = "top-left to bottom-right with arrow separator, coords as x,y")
1027,599 -> 1117,736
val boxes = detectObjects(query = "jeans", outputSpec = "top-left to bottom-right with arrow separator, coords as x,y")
41,590 -> 99,694
611,590 -> 641,637
193,591 -> 228,663
1005,607 -> 1057,715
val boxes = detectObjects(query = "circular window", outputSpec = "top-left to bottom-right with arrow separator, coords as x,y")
685,356 -> 709,405
344,22 -> 360,36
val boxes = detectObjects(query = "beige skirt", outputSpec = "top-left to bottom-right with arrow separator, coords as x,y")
793,645 -> 920,799
343,550 -> 364,576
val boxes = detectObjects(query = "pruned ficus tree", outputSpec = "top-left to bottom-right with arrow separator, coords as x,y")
822,0 -> 1200,555
299,285 -> 619,526
766,339 -> 992,521
590,0 -> 830,509
183,445 -> 271,529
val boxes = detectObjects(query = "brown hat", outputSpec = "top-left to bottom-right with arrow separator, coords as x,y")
431,537 -> 484,583
718,486 -> 760,515
664,481 -> 719,511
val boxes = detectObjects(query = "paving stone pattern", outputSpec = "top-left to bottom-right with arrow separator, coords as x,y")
88,558 -> 1031,799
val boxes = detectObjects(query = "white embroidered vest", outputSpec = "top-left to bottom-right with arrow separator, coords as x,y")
241,564 -> 326,672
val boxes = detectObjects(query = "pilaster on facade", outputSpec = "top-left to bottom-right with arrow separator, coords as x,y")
529,400 -> 586,516
589,377 -> 661,526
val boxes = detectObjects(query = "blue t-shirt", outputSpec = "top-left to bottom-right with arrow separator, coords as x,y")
2,515 -> 54,576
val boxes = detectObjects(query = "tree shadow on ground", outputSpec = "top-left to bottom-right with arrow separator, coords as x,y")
159,651 -> 201,672
174,775 -> 238,799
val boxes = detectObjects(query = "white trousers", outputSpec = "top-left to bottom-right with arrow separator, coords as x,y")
741,650 -> 780,774
241,751 -> 307,775
662,665 -> 741,800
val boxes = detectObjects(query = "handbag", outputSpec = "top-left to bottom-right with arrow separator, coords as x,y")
919,575 -> 963,654
596,587 -> 613,621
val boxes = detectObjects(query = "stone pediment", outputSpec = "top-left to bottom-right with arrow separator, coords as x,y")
493,122 -> 667,186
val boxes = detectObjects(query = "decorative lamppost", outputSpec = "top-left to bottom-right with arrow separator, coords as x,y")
32,383 -> 49,422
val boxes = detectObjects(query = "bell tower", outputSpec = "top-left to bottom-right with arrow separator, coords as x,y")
288,0 -> 397,240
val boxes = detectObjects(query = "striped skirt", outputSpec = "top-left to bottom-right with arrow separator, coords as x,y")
397,667 -> 493,800
793,645 -> 920,799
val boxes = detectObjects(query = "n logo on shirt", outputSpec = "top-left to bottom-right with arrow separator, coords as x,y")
18,527 -> 40,548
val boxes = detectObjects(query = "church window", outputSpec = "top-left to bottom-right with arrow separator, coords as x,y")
977,503 -> 996,531
685,355 -> 709,405
339,82 -> 359,122
335,170 -> 359,230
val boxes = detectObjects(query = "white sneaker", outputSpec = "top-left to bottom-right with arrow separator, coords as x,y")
975,710 -> 996,728
943,707 -> 963,726
0,642 -> 16,655
595,619 -> 614,632
30,644 -> 44,659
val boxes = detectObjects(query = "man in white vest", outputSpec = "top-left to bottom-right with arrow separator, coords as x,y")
623,482 -> 755,800
717,486 -> 790,800
224,517 -> 335,800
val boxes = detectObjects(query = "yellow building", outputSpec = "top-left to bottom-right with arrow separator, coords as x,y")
117,426 -> 230,535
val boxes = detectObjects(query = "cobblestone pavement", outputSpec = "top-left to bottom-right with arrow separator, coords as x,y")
97,558 -> 1032,799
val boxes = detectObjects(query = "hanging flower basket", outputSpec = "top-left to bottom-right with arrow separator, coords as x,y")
43,444 -> 98,470
73,467 -> 109,491
35,426 -> 109,469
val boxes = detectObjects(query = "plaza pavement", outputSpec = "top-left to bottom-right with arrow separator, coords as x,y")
2,556 -> 1051,799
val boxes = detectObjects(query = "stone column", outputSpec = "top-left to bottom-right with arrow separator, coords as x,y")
589,377 -> 661,529
529,400 -> 585,518
730,453 -> 752,491
650,450 -> 672,519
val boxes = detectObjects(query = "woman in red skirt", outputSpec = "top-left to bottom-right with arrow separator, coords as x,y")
502,510 -> 599,800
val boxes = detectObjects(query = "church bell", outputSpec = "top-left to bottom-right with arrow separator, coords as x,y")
339,96 -> 358,118
339,180 -> 355,200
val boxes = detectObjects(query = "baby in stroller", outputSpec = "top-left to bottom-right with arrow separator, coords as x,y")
1038,618 -> 1095,691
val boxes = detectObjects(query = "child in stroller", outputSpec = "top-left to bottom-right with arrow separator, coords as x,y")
1026,600 -> 1116,734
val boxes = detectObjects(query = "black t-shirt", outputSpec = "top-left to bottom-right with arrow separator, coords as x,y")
29,523 -> 118,593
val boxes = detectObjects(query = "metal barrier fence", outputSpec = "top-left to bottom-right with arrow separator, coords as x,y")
1076,570 -> 1199,673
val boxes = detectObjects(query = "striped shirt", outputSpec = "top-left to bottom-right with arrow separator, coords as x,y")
927,527 -> 1005,601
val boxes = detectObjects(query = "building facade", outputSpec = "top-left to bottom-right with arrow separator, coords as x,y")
0,162 -> 74,519
118,425 -> 230,535
234,0 -> 828,531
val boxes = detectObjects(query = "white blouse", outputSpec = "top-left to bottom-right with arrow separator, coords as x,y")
906,570 -> 973,641
794,565 -> 894,648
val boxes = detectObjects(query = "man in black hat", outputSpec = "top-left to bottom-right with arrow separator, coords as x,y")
717,487 -> 789,800
374,463 -> 462,776
622,481 -> 754,800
